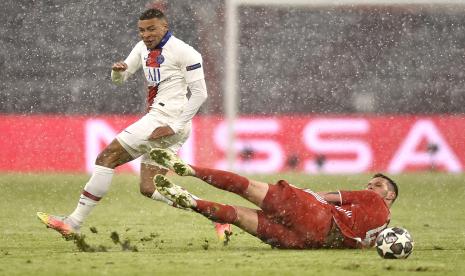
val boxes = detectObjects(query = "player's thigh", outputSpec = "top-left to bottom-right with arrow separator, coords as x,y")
148,116 -> 191,150
96,139 -> 135,168
259,180 -> 302,219
116,112 -> 190,169
245,180 -> 269,207
139,162 -> 168,195
255,211 -> 303,249
115,112 -> 190,157
115,116 -> 158,162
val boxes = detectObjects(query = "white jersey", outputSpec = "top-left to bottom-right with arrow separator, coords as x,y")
111,31 -> 206,132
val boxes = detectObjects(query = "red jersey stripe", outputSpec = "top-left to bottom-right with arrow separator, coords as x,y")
82,190 -> 102,201
145,49 -> 163,111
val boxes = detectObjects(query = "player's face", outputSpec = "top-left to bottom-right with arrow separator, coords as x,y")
138,18 -> 168,49
366,177 -> 389,198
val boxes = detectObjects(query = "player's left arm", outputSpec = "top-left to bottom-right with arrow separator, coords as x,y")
168,46 -> 207,134
149,78 -> 207,139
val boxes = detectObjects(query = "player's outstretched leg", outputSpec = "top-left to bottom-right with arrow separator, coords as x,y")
36,212 -> 80,240
151,148 -> 268,207
154,174 -> 241,224
150,148 -> 249,195
153,174 -> 233,241
149,148 -> 194,176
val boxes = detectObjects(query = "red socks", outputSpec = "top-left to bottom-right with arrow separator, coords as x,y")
191,166 -> 250,196
189,166 -> 250,224
194,200 -> 237,224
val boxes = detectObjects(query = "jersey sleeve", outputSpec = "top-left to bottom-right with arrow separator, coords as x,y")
124,41 -> 143,75
178,45 -> 205,83
339,190 -> 382,205
111,42 -> 143,85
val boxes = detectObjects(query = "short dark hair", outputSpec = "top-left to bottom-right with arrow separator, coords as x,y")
139,9 -> 166,21
373,173 -> 398,203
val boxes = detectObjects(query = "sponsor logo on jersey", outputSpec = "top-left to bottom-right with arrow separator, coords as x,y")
186,63 -> 201,71
146,67 -> 161,86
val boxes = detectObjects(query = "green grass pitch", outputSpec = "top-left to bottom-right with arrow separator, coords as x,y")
1,172 -> 464,275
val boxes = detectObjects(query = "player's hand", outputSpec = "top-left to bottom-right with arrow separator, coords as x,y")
149,126 -> 175,140
112,62 -> 128,72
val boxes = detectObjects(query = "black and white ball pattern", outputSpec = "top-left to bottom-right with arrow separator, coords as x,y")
376,227 -> 414,259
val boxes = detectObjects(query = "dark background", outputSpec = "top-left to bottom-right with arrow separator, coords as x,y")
1,0 -> 464,115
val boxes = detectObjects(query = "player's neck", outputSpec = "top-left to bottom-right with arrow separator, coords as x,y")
384,199 -> 393,208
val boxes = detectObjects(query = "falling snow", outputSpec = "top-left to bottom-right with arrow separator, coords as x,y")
1,1 -> 464,115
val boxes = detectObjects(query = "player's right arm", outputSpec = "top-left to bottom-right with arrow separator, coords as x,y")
318,190 -> 380,205
316,191 -> 342,205
111,42 -> 143,85
112,62 -> 128,71
338,190 -> 383,206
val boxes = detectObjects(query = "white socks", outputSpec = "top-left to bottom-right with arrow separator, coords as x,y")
68,165 -> 114,226
67,165 -> 202,227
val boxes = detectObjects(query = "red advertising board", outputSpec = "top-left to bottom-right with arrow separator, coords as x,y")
1,115 -> 464,174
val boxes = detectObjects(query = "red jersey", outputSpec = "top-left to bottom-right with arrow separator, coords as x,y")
331,190 -> 390,248
257,181 -> 390,249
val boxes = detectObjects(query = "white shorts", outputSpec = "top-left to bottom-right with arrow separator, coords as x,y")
115,110 -> 191,167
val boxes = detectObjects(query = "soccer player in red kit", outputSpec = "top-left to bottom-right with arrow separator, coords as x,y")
150,148 -> 398,249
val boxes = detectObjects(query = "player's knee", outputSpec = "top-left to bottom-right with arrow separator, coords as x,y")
95,153 -> 115,168
95,148 -> 128,169
95,153 -> 105,165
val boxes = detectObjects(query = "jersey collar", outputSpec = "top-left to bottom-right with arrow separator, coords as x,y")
154,31 -> 172,49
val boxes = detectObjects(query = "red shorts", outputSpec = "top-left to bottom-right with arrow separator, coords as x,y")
256,180 -> 334,249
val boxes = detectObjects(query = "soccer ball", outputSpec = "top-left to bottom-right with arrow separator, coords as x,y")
376,227 -> 414,259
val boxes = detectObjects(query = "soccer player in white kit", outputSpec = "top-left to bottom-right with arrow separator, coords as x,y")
37,8 -> 231,240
